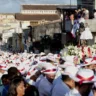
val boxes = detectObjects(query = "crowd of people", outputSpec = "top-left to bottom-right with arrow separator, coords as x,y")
0,7 -> 95,96
63,7 -> 94,47
0,48 -> 95,96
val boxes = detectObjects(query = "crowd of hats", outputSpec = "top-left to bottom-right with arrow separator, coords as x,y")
0,48 -> 96,85
0,51 -> 59,83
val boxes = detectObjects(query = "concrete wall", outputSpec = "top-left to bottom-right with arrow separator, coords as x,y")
12,33 -> 23,52
85,19 -> 96,44
32,19 -> 96,45
86,19 -> 96,32
8,19 -> 96,51
33,22 -> 61,41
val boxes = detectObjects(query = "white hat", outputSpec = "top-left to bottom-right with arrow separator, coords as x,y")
47,53 -> 54,56
64,56 -> 74,62
26,65 -> 38,79
39,62 -> 54,70
23,59 -> 30,65
39,56 -> 47,61
59,61 -> 75,68
42,65 -> 57,74
47,56 -> 55,62
73,69 -> 96,84
80,58 -> 96,67
0,64 -> 7,70
61,66 -> 78,77
18,65 -> 25,75
39,52 -> 46,56
54,54 -> 60,59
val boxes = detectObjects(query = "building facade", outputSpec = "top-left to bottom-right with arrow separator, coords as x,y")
15,4 -> 60,27
15,4 -> 61,52
0,14 -> 20,42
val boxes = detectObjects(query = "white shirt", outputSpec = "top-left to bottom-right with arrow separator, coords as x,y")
51,79 -> 70,96
94,12 -> 96,18
65,88 -> 81,96
79,17 -> 85,23
38,76 -> 52,96
27,79 -> 36,86
65,88 -> 93,96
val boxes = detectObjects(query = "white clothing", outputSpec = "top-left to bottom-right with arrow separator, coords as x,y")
26,79 -> 36,86
84,9 -> 89,19
51,79 -> 70,96
79,17 -> 85,23
55,66 -> 62,79
65,88 -> 81,96
80,27 -> 93,40
38,77 -> 52,96
65,88 -> 93,96
94,12 -> 96,18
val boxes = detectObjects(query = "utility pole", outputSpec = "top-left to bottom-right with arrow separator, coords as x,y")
70,0 -> 71,8
95,0 -> 96,9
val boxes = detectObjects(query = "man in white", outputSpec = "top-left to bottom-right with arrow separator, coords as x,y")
65,69 -> 95,96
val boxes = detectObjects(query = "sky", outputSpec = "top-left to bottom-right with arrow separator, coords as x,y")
0,0 -> 77,13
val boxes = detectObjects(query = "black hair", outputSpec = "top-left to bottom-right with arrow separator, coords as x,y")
59,58 -> 65,64
24,85 -> 39,96
8,67 -> 21,81
75,82 -> 93,87
7,76 -> 25,96
46,59 -> 52,62
1,74 -> 9,81
62,75 -> 72,82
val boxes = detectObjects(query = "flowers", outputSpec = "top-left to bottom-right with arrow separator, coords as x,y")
92,43 -> 96,49
60,43 -> 96,65
67,45 -> 76,55
65,45 -> 81,56
62,44 -> 96,63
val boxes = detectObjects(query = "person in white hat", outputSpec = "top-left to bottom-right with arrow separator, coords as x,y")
65,69 -> 95,96
59,61 -> 75,69
64,56 -> 79,65
80,58 -> 96,70
51,66 -> 78,96
25,65 -> 40,86
38,65 -> 57,96
53,61 -> 75,85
